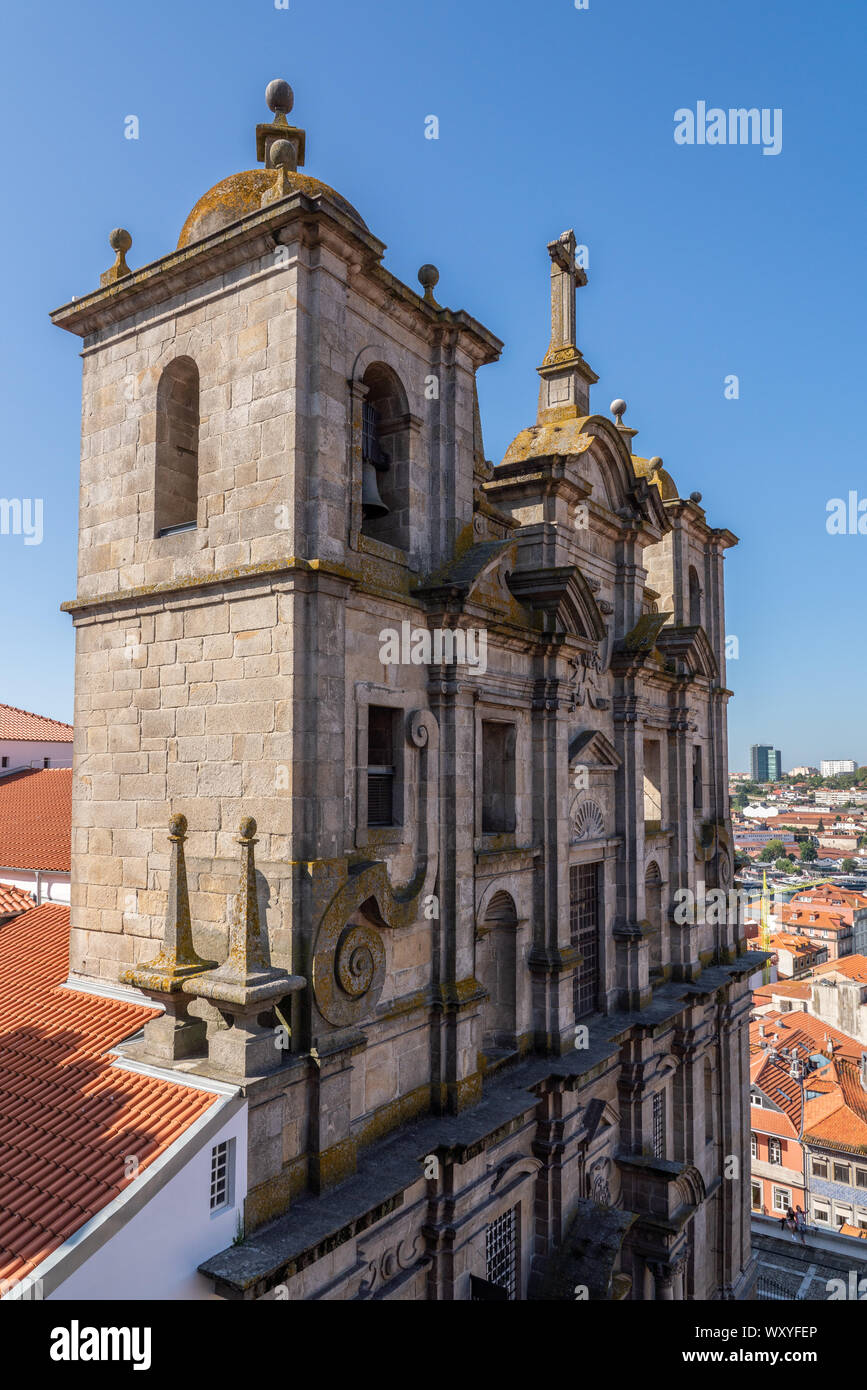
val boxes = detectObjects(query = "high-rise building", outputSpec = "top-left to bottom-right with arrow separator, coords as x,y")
51,78 -> 759,1301
821,759 -> 857,777
751,745 -> 782,782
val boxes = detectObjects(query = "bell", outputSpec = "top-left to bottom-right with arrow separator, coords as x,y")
361,460 -> 389,520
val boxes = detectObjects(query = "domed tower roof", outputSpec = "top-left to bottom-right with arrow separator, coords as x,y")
177,78 -> 367,250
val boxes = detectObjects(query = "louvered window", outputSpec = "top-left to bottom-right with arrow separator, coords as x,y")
570,862 -> 600,1019
367,706 -> 396,826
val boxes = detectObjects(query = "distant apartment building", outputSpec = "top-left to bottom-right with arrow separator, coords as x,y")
767,933 -> 829,979
0,704 -> 73,775
821,760 -> 858,777
790,766 -> 819,778
752,745 -> 783,783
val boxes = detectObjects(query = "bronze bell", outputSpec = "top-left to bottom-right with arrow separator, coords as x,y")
361,460 -> 389,520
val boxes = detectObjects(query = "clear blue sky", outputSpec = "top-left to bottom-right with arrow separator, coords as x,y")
2,0 -> 864,772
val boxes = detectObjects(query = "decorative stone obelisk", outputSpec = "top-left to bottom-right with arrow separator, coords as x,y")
184,818 -> 305,1079
122,814 -> 216,1061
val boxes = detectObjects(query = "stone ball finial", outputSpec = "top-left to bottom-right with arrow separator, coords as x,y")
109,227 -> 132,255
418,264 -> 439,293
266,79 -> 294,115
610,398 -> 627,424
238,816 -> 258,840
690,490 -> 703,504
270,138 -> 296,170
649,456 -> 663,471
169,813 -> 188,837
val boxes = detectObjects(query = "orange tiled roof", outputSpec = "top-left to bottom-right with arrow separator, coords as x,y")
749,1106 -> 798,1140
0,885 -> 35,917
812,954 -> 867,984
0,904 -> 216,1285
0,768 -> 71,871
0,704 -> 73,742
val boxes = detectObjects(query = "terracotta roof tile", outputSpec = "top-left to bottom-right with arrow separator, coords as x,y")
0,904 -> 216,1285
0,768 -> 71,872
0,885 -> 35,917
0,705 -> 73,742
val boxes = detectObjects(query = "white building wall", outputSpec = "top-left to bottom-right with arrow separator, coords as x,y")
0,739 -> 73,771
47,1102 -> 247,1301
0,869 -> 70,905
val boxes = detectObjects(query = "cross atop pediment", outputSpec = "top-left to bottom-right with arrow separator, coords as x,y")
547,229 -> 587,354
537,229 -> 598,423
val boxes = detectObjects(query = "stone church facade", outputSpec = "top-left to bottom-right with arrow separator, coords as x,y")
52,79 -> 760,1300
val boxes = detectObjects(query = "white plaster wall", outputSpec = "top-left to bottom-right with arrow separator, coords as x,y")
48,1102 -> 247,1301
0,870 -> 71,905
0,739 -> 73,770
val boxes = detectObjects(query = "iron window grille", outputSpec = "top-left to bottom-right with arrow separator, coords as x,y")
485,1206 -> 518,1300
362,402 -> 388,468
652,1090 -> 666,1159
570,863 -> 600,1020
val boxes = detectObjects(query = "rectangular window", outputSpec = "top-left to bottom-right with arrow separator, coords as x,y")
481,721 -> 516,834
367,706 -> 397,827
811,1156 -> 829,1180
0,757 -> 7,768
768,1138 -> 782,1166
771,1186 -> 790,1213
570,862 -> 600,1020
834,1205 -> 853,1229
652,1090 -> 666,1160
833,1161 -> 851,1185
485,1206 -> 518,1300
643,738 -> 662,826
751,1181 -> 762,1211
209,1138 -> 235,1213
751,1133 -> 758,1159
812,1201 -> 830,1224
856,1167 -> 867,1190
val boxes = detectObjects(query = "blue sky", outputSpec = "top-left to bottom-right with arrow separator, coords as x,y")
1,0 -> 864,771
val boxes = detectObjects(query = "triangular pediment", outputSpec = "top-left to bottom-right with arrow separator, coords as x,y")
569,728 -> 622,770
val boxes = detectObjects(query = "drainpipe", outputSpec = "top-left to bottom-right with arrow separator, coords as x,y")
35,870 -> 42,907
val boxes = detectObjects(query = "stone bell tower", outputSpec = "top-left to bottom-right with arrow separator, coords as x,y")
52,75 -> 498,1089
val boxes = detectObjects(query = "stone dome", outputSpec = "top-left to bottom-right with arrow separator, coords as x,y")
177,168 -> 368,250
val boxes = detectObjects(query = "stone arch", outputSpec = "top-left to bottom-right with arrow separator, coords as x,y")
476,888 -> 518,1053
355,358 -> 412,551
154,355 -> 199,536
645,859 -> 664,977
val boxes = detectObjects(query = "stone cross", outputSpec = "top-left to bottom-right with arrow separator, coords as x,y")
537,229 -> 596,421
546,230 -> 587,356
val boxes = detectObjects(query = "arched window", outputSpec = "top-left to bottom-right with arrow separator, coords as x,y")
155,357 -> 199,536
688,565 -> 702,627
645,860 -> 663,976
476,890 -> 518,1053
359,363 -> 410,552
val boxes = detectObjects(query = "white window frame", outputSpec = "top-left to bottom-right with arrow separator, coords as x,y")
811,1155 -> 829,1179
768,1137 -> 782,1166
771,1186 -> 791,1213
812,1200 -> 830,1225
209,1137 -> 236,1215
751,1132 -> 758,1158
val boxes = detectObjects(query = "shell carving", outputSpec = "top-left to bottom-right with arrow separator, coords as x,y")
571,798 -> 605,842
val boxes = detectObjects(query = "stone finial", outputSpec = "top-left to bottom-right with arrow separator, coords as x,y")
100,228 -> 133,287
183,817 -> 305,1080
122,814 -> 215,993
610,398 -> 627,426
266,79 -> 294,116
257,78 -> 306,172
418,264 -> 440,305
185,817 -> 303,1007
